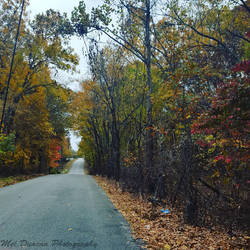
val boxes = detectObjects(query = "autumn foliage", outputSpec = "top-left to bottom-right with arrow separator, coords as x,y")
192,60 -> 250,184
0,0 -> 75,175
71,0 -> 249,233
48,139 -> 61,168
0,0 -> 249,243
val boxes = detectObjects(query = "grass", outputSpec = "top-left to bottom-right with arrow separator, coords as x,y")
0,174 -> 45,188
0,159 -> 76,188
60,159 -> 76,174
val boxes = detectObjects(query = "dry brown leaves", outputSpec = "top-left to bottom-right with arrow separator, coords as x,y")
94,176 -> 249,250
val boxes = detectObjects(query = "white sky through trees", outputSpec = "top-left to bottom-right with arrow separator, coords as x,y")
28,0 -> 102,90
28,0 -> 103,151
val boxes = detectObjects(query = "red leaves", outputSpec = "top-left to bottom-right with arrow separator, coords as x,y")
49,139 -> 61,168
214,155 -> 231,164
214,155 -> 225,162
191,123 -> 200,134
204,128 -> 211,135
196,139 -> 207,148
225,157 -> 231,164
246,30 -> 250,39
232,59 -> 250,74
231,31 -> 250,74
191,59 -> 249,173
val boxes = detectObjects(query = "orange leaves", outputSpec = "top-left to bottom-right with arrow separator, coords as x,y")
145,126 -> 168,136
122,153 -> 138,167
94,176 -> 248,249
48,139 -> 61,168
0,1 -> 76,174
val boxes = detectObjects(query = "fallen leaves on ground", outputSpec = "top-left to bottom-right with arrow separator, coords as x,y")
94,176 -> 249,249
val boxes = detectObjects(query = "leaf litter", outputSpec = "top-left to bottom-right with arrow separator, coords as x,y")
94,176 -> 249,249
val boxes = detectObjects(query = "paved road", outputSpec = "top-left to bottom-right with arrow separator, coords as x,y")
68,159 -> 84,175
0,159 -> 142,250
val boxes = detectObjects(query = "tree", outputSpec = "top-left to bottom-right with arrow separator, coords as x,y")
67,0 -> 156,185
0,0 -> 76,175
0,0 -> 79,133
65,0 -> 250,226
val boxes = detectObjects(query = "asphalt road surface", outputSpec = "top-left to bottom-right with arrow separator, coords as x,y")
0,159 -> 142,250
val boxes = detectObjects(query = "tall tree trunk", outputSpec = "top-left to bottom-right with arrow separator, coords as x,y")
182,87 -> 197,225
144,0 -> 154,192
112,131 -> 120,181
111,109 -> 120,181
38,147 -> 46,173
182,136 -> 197,225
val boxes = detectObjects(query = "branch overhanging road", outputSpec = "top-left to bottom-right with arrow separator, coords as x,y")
0,159 -> 142,250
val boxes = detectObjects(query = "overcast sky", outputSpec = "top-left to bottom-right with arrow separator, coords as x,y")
27,0 -> 103,90
27,0 -> 103,151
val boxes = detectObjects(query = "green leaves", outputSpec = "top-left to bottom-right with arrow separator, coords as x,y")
71,1 -> 90,35
0,133 -> 15,154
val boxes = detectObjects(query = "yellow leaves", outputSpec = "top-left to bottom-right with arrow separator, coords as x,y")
161,89 -> 174,100
0,3 -> 77,172
11,144 -> 32,168
218,138 -> 228,147
175,130 -> 181,136
3,26 -> 8,34
211,170 -> 220,178
8,86 -> 55,169
205,135 -> 214,142
208,146 -> 216,154
164,244 -> 171,250
223,177 -> 230,185
177,124 -> 184,129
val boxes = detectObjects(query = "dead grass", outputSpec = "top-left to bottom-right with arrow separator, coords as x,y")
0,174 -> 45,188
0,159 -> 76,187
94,176 -> 250,250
